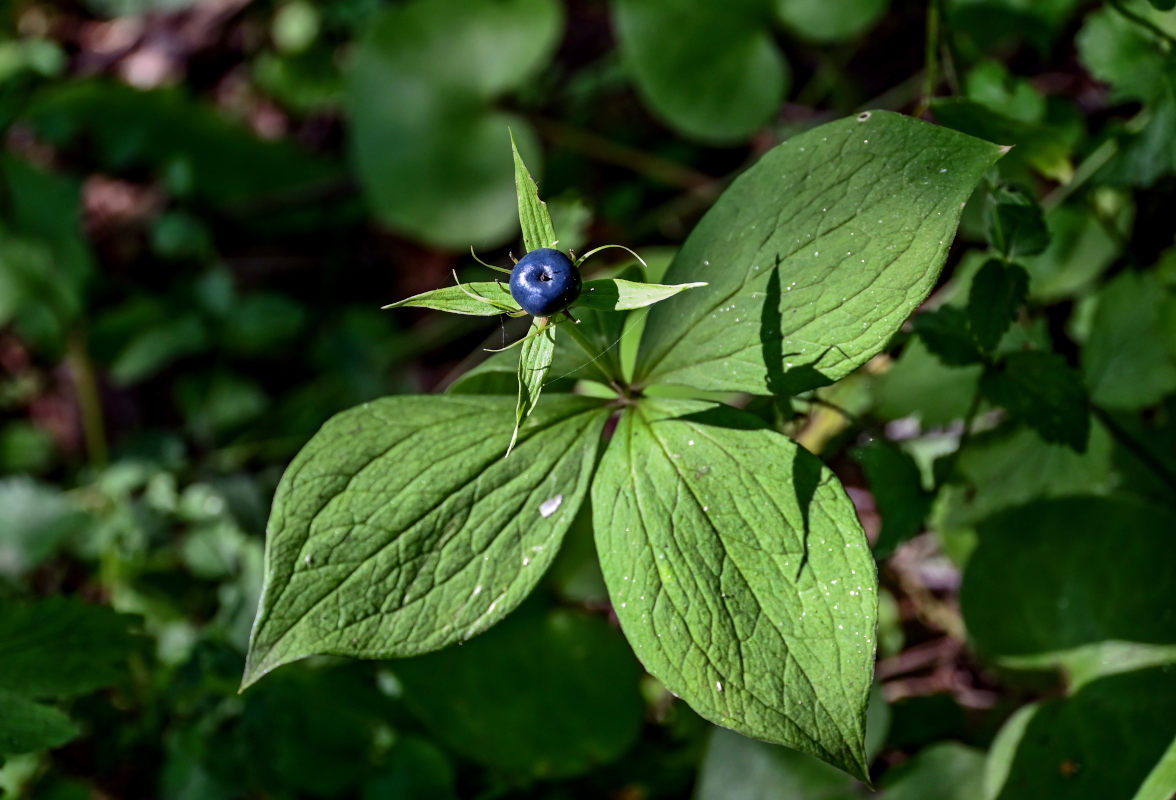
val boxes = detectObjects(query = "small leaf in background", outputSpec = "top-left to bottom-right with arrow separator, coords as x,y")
384,281 -> 521,316
24,82 -> 342,221
931,99 -> 1075,182
0,479 -> 88,578
1076,6 -> 1176,187
938,423 -> 1116,532
0,597 -> 136,698
966,259 -> 1029,354
635,111 -> 1003,396
984,667 -> 1176,800
872,339 -> 983,426
512,132 -> 557,253
0,692 -> 80,756
613,0 -> 788,142
961,497 -> 1176,660
360,736 -> 458,800
593,399 -> 877,780
243,395 -> 609,687
511,320 -> 558,454
984,185 -> 1049,260
853,440 -> 933,558
913,306 -> 984,367
1082,270 -> 1176,409
390,602 -> 644,778
575,278 -> 707,312
881,742 -> 986,800
980,351 -> 1090,452
774,0 -> 889,42
1021,201 -> 1131,302
348,0 -> 561,248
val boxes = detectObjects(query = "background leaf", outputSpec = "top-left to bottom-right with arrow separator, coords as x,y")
966,259 -> 1029,354
634,111 -> 1003,396
0,691 -> 80,756
613,0 -> 788,142
347,0 -> 561,248
243,395 -> 609,687
0,596 -> 136,698
390,601 -> 644,778
1082,270 -> 1176,409
984,667 -> 1176,800
979,351 -> 1090,451
774,0 -> 889,43
593,399 -> 877,779
960,496 -> 1176,659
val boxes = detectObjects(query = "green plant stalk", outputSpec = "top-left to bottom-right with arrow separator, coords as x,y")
557,314 -> 623,386
916,0 -> 941,117
1092,404 -> 1176,494
529,116 -> 713,191
1106,0 -> 1176,48
68,330 -> 107,468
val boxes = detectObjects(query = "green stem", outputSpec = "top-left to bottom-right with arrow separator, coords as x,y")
558,314 -> 623,386
1106,0 -> 1176,49
1091,405 -> 1176,495
915,0 -> 941,117
528,117 -> 714,191
68,330 -> 108,468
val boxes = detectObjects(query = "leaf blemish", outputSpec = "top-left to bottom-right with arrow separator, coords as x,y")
539,494 -> 563,517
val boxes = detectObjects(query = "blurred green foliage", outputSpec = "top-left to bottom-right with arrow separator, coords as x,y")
2,0 -> 1176,797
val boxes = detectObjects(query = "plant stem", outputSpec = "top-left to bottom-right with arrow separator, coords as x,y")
528,117 -> 714,192
915,0 -> 941,117
1092,404 -> 1176,494
68,330 -> 108,468
1106,0 -> 1176,49
557,314 -> 623,385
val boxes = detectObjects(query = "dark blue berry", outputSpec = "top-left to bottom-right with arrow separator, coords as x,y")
508,248 -> 582,316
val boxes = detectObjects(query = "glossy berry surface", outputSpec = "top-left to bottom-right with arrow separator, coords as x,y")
508,248 -> 582,316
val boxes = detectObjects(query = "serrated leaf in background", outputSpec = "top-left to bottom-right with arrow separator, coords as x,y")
980,351 -> 1090,452
966,259 -> 1029,354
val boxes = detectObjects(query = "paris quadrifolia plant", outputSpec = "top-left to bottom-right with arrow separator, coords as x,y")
242,112 -> 1003,780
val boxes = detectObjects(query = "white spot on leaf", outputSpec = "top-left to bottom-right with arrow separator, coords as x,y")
539,494 -> 563,517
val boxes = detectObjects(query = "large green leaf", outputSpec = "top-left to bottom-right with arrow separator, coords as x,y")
391,601 -> 644,778
961,497 -> 1176,659
347,0 -> 561,248
634,111 -> 1003,396
243,394 -> 609,688
984,667 -> 1176,800
592,399 -> 877,779
613,0 -> 788,142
